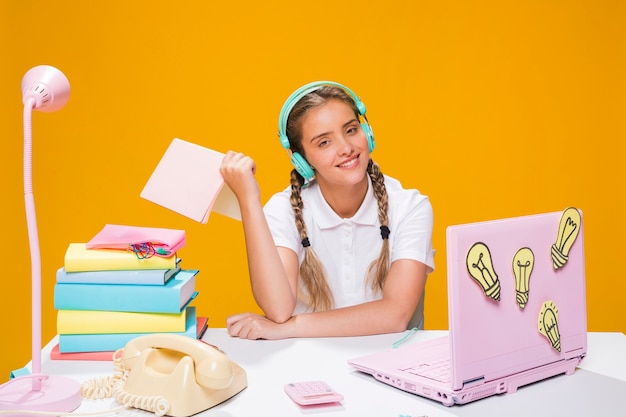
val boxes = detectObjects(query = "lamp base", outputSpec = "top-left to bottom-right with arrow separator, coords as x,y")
0,374 -> 82,417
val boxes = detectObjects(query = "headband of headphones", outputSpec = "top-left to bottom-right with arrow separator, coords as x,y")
278,81 -> 369,149
277,81 -> 375,181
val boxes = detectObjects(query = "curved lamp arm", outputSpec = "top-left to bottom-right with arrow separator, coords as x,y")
0,65 -> 80,414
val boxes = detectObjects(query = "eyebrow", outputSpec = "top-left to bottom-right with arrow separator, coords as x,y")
308,118 -> 359,144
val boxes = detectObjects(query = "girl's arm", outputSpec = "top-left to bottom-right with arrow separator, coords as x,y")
220,152 -> 299,323
291,258 -> 427,336
227,258 -> 427,339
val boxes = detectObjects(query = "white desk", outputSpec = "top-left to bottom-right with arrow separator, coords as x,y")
32,330 -> 626,417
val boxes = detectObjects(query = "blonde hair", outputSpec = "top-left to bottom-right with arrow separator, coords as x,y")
285,86 -> 391,311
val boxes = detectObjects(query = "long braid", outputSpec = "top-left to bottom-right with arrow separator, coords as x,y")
289,169 -> 333,311
366,159 -> 391,291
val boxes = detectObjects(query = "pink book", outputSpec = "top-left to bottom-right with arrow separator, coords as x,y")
86,224 -> 186,256
140,138 -> 241,223
50,344 -> 114,361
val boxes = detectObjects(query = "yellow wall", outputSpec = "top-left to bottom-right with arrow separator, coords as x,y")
1,1 -> 624,379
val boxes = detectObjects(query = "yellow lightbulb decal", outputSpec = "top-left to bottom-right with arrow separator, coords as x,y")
466,242 -> 501,301
551,207 -> 581,270
538,300 -> 561,352
512,247 -> 534,310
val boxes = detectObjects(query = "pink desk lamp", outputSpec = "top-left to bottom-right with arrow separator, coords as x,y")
0,65 -> 82,415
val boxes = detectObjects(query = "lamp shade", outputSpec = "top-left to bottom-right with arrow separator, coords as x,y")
21,65 -> 70,112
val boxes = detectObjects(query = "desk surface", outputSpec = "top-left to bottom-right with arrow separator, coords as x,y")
35,330 -> 626,417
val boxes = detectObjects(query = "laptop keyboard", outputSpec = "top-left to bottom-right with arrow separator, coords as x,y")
403,356 -> 451,383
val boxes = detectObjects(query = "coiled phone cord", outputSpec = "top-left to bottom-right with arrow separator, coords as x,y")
80,348 -> 170,416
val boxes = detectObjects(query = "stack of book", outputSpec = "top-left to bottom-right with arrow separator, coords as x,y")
51,243 -> 207,360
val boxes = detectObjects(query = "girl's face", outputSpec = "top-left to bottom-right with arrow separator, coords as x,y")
299,99 -> 369,188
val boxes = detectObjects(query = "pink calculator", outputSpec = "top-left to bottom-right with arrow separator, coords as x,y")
284,381 -> 344,405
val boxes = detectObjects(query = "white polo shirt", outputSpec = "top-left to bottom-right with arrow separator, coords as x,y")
263,175 -> 435,321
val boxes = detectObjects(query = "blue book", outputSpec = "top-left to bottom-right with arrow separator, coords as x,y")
55,259 -> 182,285
58,307 -> 197,353
53,269 -> 198,313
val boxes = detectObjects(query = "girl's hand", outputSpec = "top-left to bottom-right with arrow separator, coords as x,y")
226,312 -> 293,340
219,151 -> 260,202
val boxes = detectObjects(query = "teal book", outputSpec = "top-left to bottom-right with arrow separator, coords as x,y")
55,259 -> 181,285
58,307 -> 197,353
54,269 -> 198,313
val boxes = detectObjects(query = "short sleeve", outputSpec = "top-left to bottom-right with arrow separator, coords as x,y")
387,181 -> 435,274
263,188 -> 301,256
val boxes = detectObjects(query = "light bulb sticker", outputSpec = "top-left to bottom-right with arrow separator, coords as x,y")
466,242 -> 501,301
551,207 -> 581,270
512,247 -> 534,310
538,300 -> 561,352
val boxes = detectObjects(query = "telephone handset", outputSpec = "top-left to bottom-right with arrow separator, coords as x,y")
122,333 -> 235,390
102,333 -> 247,417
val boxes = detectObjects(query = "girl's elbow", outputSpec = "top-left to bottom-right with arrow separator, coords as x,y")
388,319 -> 411,333
262,304 -> 295,324
257,293 -> 297,324
265,311 -> 292,324
385,306 -> 417,332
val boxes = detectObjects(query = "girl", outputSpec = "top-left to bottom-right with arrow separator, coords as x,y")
220,81 -> 434,339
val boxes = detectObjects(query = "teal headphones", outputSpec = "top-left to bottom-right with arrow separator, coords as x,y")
277,81 -> 375,181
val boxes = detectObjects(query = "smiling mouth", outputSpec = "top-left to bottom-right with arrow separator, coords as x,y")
338,154 -> 359,168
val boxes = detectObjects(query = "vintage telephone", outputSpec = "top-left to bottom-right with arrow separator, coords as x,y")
83,333 -> 247,417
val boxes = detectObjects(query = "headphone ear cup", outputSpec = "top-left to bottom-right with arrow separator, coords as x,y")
362,123 -> 375,153
291,152 -> 315,181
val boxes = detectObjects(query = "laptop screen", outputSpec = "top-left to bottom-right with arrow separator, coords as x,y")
446,209 -> 588,390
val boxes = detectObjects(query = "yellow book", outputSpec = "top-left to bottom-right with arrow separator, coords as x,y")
64,243 -> 178,272
57,308 -> 188,334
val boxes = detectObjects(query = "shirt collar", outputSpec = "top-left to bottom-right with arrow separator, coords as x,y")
308,176 -> 378,229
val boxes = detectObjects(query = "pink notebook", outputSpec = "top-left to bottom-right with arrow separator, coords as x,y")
349,209 -> 587,406
86,224 -> 186,256
140,138 -> 241,223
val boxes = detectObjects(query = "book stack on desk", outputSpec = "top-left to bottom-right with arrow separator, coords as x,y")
51,243 -> 208,360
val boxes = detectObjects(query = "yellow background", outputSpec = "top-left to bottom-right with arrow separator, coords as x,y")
1,1 -> 624,379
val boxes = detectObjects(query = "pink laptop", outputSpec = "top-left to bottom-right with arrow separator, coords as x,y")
348,209 -> 587,406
